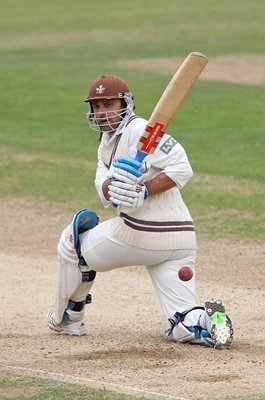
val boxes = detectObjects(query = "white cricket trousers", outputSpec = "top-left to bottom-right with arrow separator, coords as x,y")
80,219 -> 198,319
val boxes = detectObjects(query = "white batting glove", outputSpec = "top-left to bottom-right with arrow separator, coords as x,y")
108,181 -> 149,209
107,164 -> 140,184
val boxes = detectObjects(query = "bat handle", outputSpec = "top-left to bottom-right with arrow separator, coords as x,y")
134,149 -> 147,163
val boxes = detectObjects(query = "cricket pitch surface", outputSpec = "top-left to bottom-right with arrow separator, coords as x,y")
0,199 -> 264,399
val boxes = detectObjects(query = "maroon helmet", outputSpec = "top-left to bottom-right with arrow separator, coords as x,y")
84,75 -> 132,102
85,75 -> 135,135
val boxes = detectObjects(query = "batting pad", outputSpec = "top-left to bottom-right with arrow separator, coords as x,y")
73,209 -> 98,252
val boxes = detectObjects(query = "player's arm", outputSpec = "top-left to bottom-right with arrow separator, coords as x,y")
148,137 -> 194,189
108,137 -> 193,208
95,149 -> 113,206
102,178 -> 112,201
107,169 -> 176,209
144,144 -> 193,196
144,172 -> 176,196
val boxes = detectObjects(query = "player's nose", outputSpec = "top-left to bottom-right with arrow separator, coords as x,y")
96,106 -> 107,118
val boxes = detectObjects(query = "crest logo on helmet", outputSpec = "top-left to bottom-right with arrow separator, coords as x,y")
96,85 -> 105,94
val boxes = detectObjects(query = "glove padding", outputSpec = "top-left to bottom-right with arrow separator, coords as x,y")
108,180 -> 149,209
107,157 -> 142,185
108,156 -> 150,184
113,156 -> 142,176
114,156 -> 150,175
107,165 -> 140,184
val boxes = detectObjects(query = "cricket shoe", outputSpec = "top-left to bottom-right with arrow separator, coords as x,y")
204,299 -> 233,349
47,308 -> 87,336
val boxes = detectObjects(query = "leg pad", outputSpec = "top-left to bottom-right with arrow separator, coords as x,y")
73,209 -> 98,258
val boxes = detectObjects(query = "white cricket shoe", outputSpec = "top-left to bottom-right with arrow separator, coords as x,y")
47,308 -> 87,336
204,299 -> 233,349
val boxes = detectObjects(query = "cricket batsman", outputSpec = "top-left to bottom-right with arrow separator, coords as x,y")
47,75 -> 233,349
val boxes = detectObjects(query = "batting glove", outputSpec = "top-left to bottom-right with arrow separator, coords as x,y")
108,181 -> 149,209
107,158 -> 142,185
113,156 -> 150,175
113,156 -> 142,175
107,166 -> 139,184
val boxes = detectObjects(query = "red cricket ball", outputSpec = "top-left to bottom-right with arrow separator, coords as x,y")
178,266 -> 193,281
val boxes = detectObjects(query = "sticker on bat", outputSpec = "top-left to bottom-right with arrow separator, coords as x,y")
138,122 -> 165,154
160,136 -> 178,154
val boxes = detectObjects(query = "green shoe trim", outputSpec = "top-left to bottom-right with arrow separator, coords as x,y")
210,312 -> 226,325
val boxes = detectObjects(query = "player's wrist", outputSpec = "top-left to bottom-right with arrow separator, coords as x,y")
103,179 -> 112,200
141,183 -> 149,199
142,182 -> 150,198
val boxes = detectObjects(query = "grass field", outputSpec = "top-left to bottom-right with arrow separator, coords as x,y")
1,371 -> 265,400
0,370 -> 149,400
0,1 -> 264,399
1,1 -> 264,241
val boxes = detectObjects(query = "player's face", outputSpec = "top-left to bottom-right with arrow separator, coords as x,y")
91,98 -> 124,133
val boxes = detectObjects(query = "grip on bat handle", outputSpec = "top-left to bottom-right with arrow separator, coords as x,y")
134,149 -> 147,163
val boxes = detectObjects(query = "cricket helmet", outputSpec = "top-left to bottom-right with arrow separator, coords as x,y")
84,75 -> 133,102
84,75 -> 135,135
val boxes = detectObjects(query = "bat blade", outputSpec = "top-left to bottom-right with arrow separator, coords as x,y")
135,52 -> 208,162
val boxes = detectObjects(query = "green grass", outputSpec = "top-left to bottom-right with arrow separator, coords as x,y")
0,0 -> 264,242
0,372 -> 148,400
0,372 -> 265,400
0,2 -> 264,395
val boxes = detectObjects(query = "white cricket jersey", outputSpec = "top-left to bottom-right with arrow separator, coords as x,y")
95,114 -> 196,250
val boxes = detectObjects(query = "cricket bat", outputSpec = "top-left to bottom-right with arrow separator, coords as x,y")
135,52 -> 209,163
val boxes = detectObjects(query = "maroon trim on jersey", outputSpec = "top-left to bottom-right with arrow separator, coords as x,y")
126,115 -> 139,126
108,134 -> 122,168
119,212 -> 195,233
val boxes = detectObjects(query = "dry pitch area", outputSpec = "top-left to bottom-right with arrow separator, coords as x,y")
1,55 -> 265,399
1,198 -> 264,400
